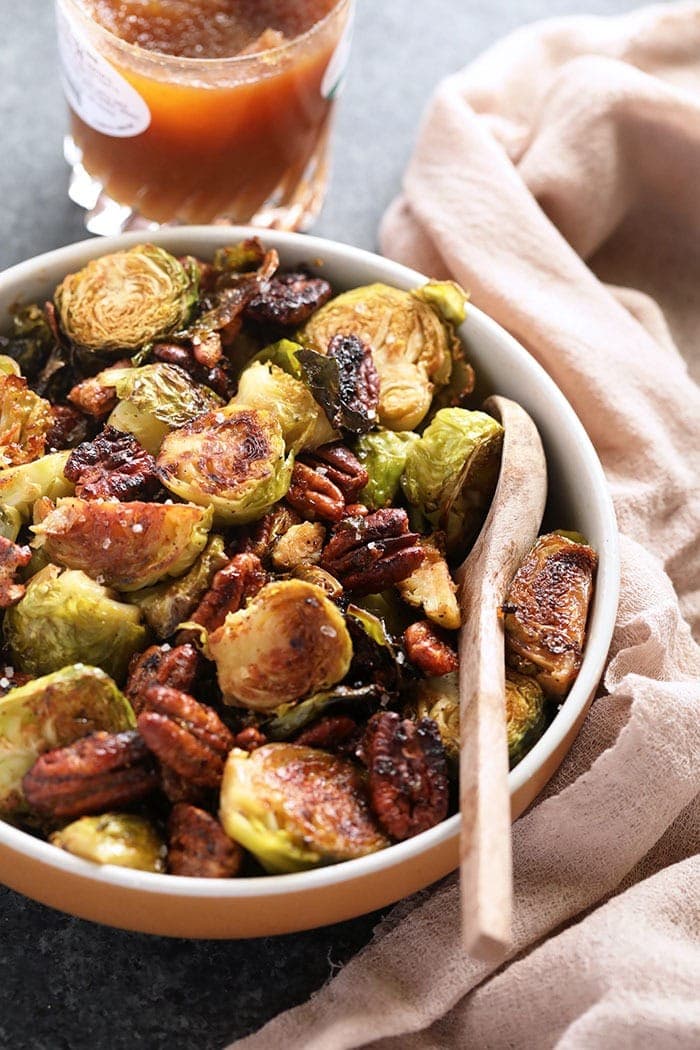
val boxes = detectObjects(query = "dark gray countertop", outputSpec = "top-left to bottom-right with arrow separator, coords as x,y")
0,1 -> 639,1046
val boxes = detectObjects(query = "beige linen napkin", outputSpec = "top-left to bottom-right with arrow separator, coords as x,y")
232,4 -> 700,1047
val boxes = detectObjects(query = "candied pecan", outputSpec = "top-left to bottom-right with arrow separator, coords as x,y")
22,731 -> 158,821
294,716 -> 358,751
238,504 -> 301,562
64,425 -> 160,501
152,342 -> 236,401
0,535 -> 31,608
167,803 -> 242,878
186,553 -> 267,634
126,644 -> 199,713
286,461 -> 345,523
46,404 -> 90,451
301,444 -> 369,501
360,712 -> 449,841
327,333 -> 380,428
157,761 -> 209,806
244,272 -> 333,328
403,620 -> 459,677
137,685 -> 235,788
0,669 -> 32,697
345,503 -> 369,517
232,726 -> 267,752
321,508 -> 424,595
67,361 -> 129,419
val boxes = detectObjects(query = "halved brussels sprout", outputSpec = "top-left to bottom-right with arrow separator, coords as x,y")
0,303 -> 56,382
354,430 -> 420,510
104,363 -> 223,455
505,670 -> 546,766
0,375 -> 52,468
32,498 -> 212,592
128,534 -> 229,638
157,405 -> 293,526
235,360 -> 337,453
0,664 -> 135,816
54,244 -> 197,360
301,281 -> 467,431
208,579 -> 353,710
0,451 -> 73,522
504,532 -> 598,698
409,672 -> 460,770
401,408 -> 504,558
396,539 -> 461,630
271,522 -> 325,571
266,684 -> 381,741
4,566 -> 148,681
50,813 -> 166,872
219,744 -> 388,873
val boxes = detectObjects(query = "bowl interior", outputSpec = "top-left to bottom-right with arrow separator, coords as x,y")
0,227 -> 619,922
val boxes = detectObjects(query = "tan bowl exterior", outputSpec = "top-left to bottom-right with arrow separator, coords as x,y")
0,228 -> 619,938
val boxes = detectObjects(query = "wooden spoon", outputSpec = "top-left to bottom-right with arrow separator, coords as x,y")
456,394 -> 547,960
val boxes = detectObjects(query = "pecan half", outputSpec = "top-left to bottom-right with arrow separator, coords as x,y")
0,536 -> 32,608
126,643 -> 199,713
167,803 -> 242,878
301,444 -> 369,501
244,272 -> 333,328
286,461 -> 345,523
294,716 -> 358,752
64,425 -> 160,501
185,552 -> 267,634
360,712 -> 449,841
157,761 -> 209,806
67,363 -> 129,419
137,685 -> 235,788
232,726 -> 267,752
321,508 -> 424,595
152,342 -> 236,401
22,731 -> 158,820
299,334 -> 379,434
46,404 -> 90,451
403,620 -> 459,677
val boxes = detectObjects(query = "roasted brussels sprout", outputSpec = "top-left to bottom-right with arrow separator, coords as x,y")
0,665 -> 135,816
235,360 -> 337,453
505,670 -> 546,766
401,408 -> 504,557
32,498 -> 212,592
0,506 -> 22,543
208,579 -> 353,710
0,356 -> 21,378
504,532 -> 598,698
157,405 -> 293,526
301,281 -> 467,431
128,534 -> 229,638
409,672 -> 460,771
104,363 -> 223,454
271,521 -> 325,571
0,303 -> 56,381
219,744 -> 388,872
50,813 -> 166,872
354,429 -> 420,510
54,244 -> 197,360
4,566 -> 148,681
0,375 -> 53,468
396,539 -> 461,630
0,451 -> 73,521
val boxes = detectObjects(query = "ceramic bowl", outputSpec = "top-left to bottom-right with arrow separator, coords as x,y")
0,228 -> 619,937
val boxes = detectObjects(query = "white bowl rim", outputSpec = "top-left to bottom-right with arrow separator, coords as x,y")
0,226 -> 620,901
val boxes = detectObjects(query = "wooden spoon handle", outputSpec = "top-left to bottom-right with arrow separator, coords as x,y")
458,395 -> 547,960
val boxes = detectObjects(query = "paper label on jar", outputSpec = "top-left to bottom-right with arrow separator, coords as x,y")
56,4 -> 151,138
321,12 -> 354,100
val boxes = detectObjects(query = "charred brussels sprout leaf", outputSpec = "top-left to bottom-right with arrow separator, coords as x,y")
128,534 -> 229,638
235,360 -> 337,453
50,813 -> 166,872
505,670 -> 546,766
219,744 -> 388,872
0,376 -> 53,468
354,430 -> 420,509
208,579 -> 353,710
104,363 -> 223,454
54,244 -> 197,361
401,408 -> 504,558
0,664 -> 135,816
4,566 -> 148,681
266,684 -> 381,741
157,404 -> 293,526
0,451 -> 73,522
32,498 -> 213,592
301,282 -> 467,431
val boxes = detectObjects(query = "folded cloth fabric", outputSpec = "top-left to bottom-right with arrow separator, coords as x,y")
231,4 -> 700,1047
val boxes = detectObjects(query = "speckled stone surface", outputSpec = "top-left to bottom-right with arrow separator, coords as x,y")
0,1 -> 640,1046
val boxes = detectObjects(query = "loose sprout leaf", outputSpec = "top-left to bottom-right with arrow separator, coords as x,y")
266,684 -> 382,740
251,339 -> 305,378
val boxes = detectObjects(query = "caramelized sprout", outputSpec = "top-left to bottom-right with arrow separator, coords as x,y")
0,664 -> 135,816
505,670 -> 546,766
0,507 -> 22,543
55,244 -> 197,358
0,375 -> 52,468
50,813 -> 166,872
408,672 -> 460,771
0,451 -> 73,522
4,566 -> 148,681
235,360 -> 337,453
208,579 -> 353,710
219,744 -> 388,872
157,404 -> 293,526
396,539 -> 461,630
354,429 -> 419,509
